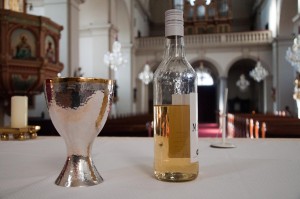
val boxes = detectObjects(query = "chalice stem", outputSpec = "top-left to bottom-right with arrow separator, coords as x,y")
55,153 -> 103,187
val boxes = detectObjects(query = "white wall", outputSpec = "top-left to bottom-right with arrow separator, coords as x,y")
79,37 -> 93,77
69,0 -> 80,76
114,0 -> 132,114
27,4 -> 44,15
133,1 -> 150,37
79,26 -> 110,79
79,0 -> 110,79
255,0 -> 274,33
79,0 -> 109,27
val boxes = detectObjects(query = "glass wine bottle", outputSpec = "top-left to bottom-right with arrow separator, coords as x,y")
153,9 -> 199,182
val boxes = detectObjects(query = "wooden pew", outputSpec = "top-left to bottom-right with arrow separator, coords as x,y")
29,114 -> 153,137
227,113 -> 300,138
256,117 -> 300,138
101,114 -> 153,137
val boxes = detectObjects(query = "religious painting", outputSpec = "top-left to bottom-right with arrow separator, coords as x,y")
4,0 -> 25,12
45,35 -> 56,63
11,29 -> 36,59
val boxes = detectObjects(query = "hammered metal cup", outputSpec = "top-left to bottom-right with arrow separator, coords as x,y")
44,77 -> 114,187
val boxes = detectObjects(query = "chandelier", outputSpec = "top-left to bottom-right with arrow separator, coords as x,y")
188,0 -> 211,6
236,74 -> 250,91
196,62 -> 214,86
103,37 -> 127,71
286,35 -> 300,72
249,59 -> 268,82
138,63 -> 153,85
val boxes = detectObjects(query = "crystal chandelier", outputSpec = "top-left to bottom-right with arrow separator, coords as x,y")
138,63 -> 154,85
286,35 -> 300,72
188,0 -> 211,6
196,62 -> 214,86
236,74 -> 250,91
103,37 -> 127,71
249,59 -> 268,82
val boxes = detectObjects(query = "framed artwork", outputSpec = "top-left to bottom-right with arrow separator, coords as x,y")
11,29 -> 36,59
45,35 -> 56,63
4,0 -> 25,13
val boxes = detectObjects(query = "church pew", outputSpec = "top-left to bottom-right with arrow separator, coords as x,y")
256,118 -> 300,138
227,113 -> 300,138
29,114 -> 153,137
101,114 -> 153,137
100,124 -> 149,137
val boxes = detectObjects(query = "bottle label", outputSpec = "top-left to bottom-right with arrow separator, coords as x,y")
171,93 -> 199,163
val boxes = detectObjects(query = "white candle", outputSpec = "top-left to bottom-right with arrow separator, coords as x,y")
222,88 -> 228,143
11,96 -> 28,128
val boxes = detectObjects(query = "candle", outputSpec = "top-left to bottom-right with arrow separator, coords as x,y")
222,88 -> 228,143
11,96 -> 28,128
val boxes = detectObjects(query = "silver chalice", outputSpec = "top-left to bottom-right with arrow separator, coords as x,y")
44,77 -> 114,187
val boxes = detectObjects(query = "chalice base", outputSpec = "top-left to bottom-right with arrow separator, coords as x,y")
55,155 -> 103,187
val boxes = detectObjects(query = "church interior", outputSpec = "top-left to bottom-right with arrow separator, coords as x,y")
2,1 -> 300,196
1,0 -> 300,138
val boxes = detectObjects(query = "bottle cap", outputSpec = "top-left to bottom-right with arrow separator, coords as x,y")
165,9 -> 184,37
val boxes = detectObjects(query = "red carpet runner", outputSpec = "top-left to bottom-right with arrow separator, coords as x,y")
198,123 -> 222,137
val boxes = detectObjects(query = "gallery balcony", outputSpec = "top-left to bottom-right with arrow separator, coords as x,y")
135,30 -> 273,52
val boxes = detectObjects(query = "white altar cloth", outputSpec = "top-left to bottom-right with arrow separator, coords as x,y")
0,137 -> 300,199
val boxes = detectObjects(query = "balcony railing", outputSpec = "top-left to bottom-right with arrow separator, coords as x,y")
135,30 -> 273,50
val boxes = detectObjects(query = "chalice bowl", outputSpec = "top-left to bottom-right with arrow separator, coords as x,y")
44,77 -> 114,187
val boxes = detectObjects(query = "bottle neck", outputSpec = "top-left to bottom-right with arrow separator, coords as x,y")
164,35 -> 185,59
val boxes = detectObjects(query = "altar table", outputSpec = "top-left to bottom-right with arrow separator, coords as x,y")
0,137 -> 300,199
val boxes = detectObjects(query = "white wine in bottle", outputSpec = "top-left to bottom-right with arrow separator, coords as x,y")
153,9 -> 199,182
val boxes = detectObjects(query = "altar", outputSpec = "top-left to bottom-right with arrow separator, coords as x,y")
0,137 -> 299,199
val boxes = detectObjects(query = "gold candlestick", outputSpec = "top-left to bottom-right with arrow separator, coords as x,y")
0,125 -> 40,141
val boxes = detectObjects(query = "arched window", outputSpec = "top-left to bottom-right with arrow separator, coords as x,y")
174,0 -> 184,10
219,0 -> 229,17
208,7 -> 215,19
197,5 -> 206,20
188,7 -> 194,20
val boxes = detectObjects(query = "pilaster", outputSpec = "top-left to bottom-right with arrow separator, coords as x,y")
44,0 -> 82,77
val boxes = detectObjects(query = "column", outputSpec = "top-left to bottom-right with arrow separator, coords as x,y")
264,75 -> 273,113
0,100 -> 4,126
272,41 -> 278,113
137,79 -> 149,114
218,76 -> 228,137
140,82 -> 146,113
115,42 -> 133,114
219,76 -> 228,113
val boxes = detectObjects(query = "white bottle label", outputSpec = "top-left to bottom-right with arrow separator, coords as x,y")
172,93 -> 199,163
